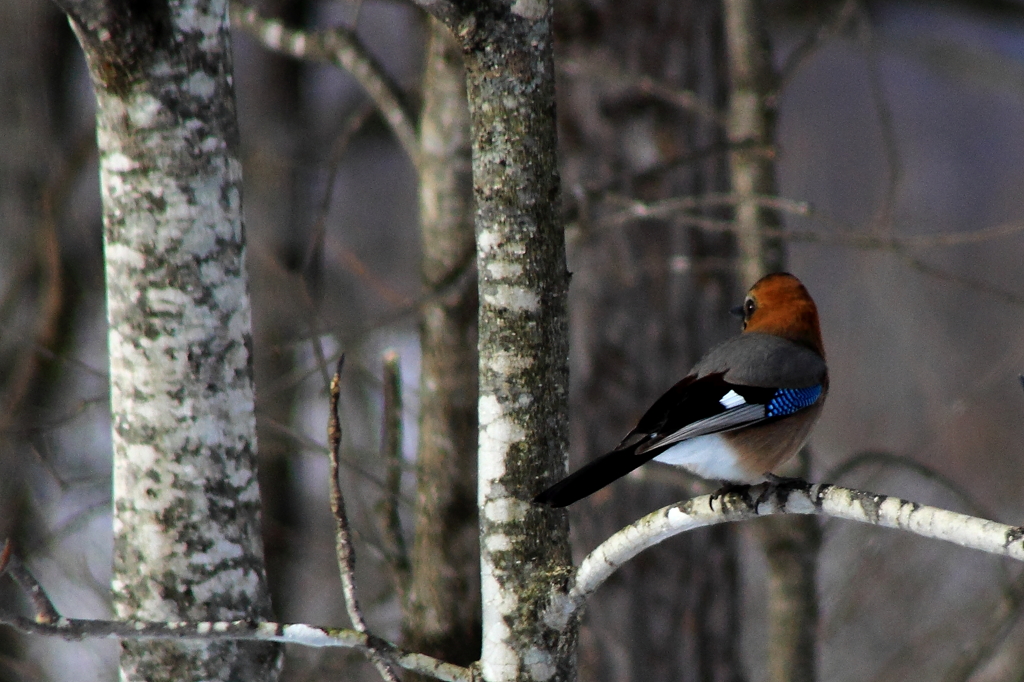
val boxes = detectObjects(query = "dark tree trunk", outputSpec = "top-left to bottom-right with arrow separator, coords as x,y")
558,1 -> 746,680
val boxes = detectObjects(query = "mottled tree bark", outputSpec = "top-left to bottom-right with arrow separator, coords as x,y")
405,17 -> 482,670
724,2 -> 819,681
455,2 -> 577,681
60,0 -> 279,680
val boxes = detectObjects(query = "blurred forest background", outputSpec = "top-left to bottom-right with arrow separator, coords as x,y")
3,0 -> 1024,680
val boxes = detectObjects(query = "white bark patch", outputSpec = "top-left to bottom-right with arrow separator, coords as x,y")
485,350 -> 534,375
127,93 -> 163,128
485,533 -> 512,551
484,285 -> 539,312
186,72 -> 216,98
104,243 -> 146,270
478,395 -> 526,486
105,153 -> 139,172
478,229 -> 502,252
483,498 -> 529,524
523,647 -> 555,681
481,571 -> 520,682
283,624 -> 339,648
486,261 -> 523,279
511,0 -> 547,19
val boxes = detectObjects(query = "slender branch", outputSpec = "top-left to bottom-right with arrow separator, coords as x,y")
7,477 -> 1024,679
941,568 -> 1024,682
379,350 -> 410,595
776,0 -> 858,93
0,540 -> 59,625
329,357 -> 401,682
826,449 -> 1018,592
0,612 -> 472,682
602,194 -> 1024,304
856,2 -> 902,235
825,450 -> 998,524
560,56 -> 725,125
544,480 -> 1024,631
605,193 -> 1024,249
230,2 -> 421,168
302,103 -> 376,280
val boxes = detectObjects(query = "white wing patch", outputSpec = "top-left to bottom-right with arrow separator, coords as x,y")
719,389 -> 746,409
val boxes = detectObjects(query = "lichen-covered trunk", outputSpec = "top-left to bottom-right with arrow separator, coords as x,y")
66,1 -> 279,680
458,3 -> 576,681
724,1 -> 819,681
405,17 -> 482,669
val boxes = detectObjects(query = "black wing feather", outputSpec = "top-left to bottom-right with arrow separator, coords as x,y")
533,373 -> 777,507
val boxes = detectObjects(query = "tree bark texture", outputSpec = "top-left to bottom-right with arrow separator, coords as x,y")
406,17 -> 482,669
64,1 -> 279,679
723,2 -> 819,681
557,2 -> 746,680
723,0 -> 785,285
456,3 -> 576,681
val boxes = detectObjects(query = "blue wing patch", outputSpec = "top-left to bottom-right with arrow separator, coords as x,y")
766,385 -> 822,418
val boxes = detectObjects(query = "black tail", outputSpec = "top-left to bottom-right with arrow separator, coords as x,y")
533,447 -> 658,507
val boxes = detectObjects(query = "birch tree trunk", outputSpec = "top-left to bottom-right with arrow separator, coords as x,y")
455,2 -> 577,680
406,16 -> 482,669
724,1 -> 819,681
60,1 -> 279,680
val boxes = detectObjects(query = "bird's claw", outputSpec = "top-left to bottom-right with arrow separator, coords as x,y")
709,483 -> 752,512
754,474 -> 808,509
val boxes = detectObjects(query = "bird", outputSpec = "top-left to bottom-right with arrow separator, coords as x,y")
534,272 -> 827,508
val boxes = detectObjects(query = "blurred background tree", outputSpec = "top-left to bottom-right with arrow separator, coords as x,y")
3,0 -> 1024,681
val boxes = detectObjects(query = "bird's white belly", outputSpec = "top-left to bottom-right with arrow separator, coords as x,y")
652,433 -> 765,483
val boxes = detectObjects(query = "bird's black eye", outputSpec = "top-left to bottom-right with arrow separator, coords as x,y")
743,298 -> 756,317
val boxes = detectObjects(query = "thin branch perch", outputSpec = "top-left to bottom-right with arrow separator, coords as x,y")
544,480 -> 1024,630
6,479 -> 1024,680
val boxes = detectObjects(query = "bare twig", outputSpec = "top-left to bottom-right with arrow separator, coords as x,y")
0,541 -> 59,625
941,568 -> 1024,682
544,481 -> 1024,631
856,2 -> 902,235
893,249 -> 1024,307
604,193 -> 1024,249
826,449 -> 1018,591
230,2 -> 421,168
302,102 -> 376,280
560,56 -> 725,126
329,357 -> 402,682
602,193 -> 1024,304
378,351 -> 410,595
776,0 -> 858,93
0,611 -> 471,682
825,450 -> 997,523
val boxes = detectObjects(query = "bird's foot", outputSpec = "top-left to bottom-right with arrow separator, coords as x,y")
754,473 -> 809,509
709,483 -> 753,512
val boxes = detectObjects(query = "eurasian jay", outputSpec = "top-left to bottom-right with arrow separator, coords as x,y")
534,272 -> 827,508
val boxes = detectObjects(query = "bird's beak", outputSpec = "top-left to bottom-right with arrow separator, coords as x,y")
730,305 -> 744,318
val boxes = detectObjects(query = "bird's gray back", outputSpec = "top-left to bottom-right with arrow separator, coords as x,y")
692,332 -> 826,388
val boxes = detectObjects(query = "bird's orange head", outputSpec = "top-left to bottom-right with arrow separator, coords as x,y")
736,273 -> 825,357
